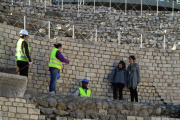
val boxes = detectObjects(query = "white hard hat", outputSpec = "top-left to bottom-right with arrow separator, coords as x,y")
19,29 -> 29,36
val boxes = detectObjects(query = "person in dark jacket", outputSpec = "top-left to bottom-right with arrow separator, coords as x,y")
15,30 -> 32,77
127,56 -> 141,102
107,61 -> 127,100
49,43 -> 69,94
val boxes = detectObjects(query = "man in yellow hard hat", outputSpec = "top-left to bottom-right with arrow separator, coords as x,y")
15,29 -> 32,77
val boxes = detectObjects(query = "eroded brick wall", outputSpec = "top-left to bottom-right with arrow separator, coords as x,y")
0,23 -> 180,104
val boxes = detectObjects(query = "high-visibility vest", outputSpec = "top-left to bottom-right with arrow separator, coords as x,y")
79,87 -> 91,97
15,38 -> 30,62
49,48 -> 62,70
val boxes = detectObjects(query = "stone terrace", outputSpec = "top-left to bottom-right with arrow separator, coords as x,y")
0,1 -> 180,49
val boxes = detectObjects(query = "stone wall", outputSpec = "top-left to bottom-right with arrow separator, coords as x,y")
23,92 -> 180,120
0,1 -> 180,49
0,97 -> 45,120
0,23 -> 180,104
1,93 -> 180,120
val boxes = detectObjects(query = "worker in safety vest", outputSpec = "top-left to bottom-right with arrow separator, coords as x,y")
73,78 -> 91,97
49,43 -> 69,94
15,30 -> 32,77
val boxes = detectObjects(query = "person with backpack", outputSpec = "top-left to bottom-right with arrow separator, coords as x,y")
49,43 -> 69,94
107,61 -> 127,100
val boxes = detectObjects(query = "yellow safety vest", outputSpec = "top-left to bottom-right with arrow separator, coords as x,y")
15,38 -> 30,62
79,87 -> 91,97
49,48 -> 62,70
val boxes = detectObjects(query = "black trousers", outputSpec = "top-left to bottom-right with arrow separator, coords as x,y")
130,87 -> 138,102
17,62 -> 29,77
113,83 -> 124,100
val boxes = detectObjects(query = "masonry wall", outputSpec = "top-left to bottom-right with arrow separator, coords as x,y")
0,97 -> 45,120
0,23 -> 180,104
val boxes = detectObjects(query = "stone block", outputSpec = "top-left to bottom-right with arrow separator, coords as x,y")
17,107 -> 27,113
28,108 -> 40,114
7,112 -> 15,117
38,115 -> 46,120
30,115 -> 38,119
0,73 -> 27,98
56,117 -> 67,120
127,116 -> 136,120
9,107 -> 16,113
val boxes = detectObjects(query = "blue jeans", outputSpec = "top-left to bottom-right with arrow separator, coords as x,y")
49,68 -> 59,93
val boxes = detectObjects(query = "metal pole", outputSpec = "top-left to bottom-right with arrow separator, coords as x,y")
157,0 -> 158,16
62,0 -> 63,10
45,0 -> 46,12
12,0 -> 13,5
118,32 -> 121,45
125,0 -> 127,15
48,21 -> 50,39
50,0 -> 51,5
95,29 -> 97,42
94,0 -> 95,13
58,0 -> 59,7
83,0 -> 84,5
78,0 -> 79,13
110,0 -> 111,12
177,0 -> 179,4
141,0 -> 142,16
72,25 -> 74,39
29,0 -> 30,5
24,16 -> 26,30
164,34 -> 166,50
140,34 -> 142,48
172,1 -> 174,16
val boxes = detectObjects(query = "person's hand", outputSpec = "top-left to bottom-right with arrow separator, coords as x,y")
106,80 -> 110,83
29,62 -> 33,66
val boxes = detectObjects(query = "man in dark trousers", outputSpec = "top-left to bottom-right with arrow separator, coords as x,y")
15,30 -> 32,77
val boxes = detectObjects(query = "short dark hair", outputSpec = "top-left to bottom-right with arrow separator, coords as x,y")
129,56 -> 136,61
54,43 -> 62,48
119,61 -> 126,68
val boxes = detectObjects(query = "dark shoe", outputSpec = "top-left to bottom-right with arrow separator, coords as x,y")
119,98 -> 125,100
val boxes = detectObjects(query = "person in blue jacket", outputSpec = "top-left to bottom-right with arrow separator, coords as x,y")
107,61 -> 127,100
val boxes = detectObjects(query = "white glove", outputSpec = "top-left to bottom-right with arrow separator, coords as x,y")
29,62 -> 33,66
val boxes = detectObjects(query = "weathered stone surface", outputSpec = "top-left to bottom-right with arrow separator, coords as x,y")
0,73 -> 27,98
54,110 -> 69,116
109,115 -> 116,120
117,114 -> 126,120
56,117 -> 67,120
139,109 -> 149,117
39,100 -> 49,107
76,112 -> 85,119
67,102 -> 77,111
108,109 -> 118,115
23,94 -> 32,100
46,98 -> 57,107
40,108 -> 53,114
155,108 -> 161,115
57,103 -> 67,111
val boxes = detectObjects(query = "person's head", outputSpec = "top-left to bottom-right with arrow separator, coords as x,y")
19,30 -> 29,40
129,56 -> 136,64
54,43 -> 62,51
82,78 -> 88,88
118,61 -> 126,69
